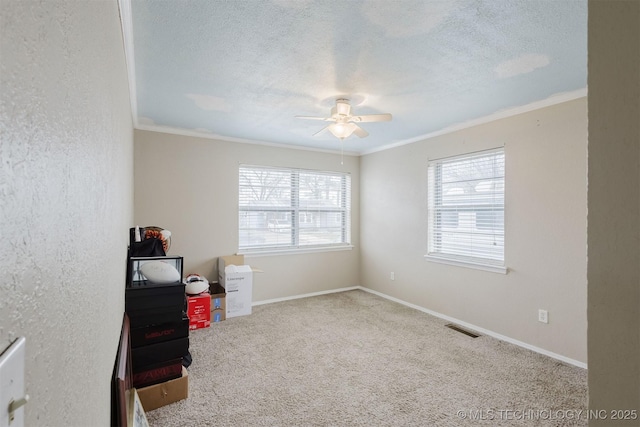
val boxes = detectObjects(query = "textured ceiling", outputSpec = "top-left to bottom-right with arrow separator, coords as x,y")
125,0 -> 587,154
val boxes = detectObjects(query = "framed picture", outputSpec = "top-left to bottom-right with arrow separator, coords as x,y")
127,388 -> 149,427
112,313 -> 132,427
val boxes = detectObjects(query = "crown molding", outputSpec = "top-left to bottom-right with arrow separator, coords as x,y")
117,0 -> 138,126
135,124 -> 360,157
361,88 -> 588,156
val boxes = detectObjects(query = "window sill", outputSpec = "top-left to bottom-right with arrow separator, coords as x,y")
240,245 -> 354,258
424,254 -> 507,274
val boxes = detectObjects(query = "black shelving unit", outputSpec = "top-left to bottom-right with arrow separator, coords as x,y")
125,255 -> 190,388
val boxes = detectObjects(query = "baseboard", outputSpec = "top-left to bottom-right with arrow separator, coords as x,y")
357,286 -> 587,369
252,286 -> 360,306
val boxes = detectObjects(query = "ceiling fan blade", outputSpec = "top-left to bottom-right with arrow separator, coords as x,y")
350,113 -> 393,123
313,125 -> 332,137
295,115 -> 333,121
353,125 -> 369,138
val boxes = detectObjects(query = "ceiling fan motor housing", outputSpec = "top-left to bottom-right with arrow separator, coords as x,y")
334,99 -> 351,117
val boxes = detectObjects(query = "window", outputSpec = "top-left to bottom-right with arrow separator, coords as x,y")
239,165 -> 351,253
427,148 -> 505,272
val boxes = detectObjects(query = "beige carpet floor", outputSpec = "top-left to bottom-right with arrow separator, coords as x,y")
145,290 -> 587,426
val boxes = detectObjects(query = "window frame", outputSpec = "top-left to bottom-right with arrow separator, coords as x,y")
425,148 -> 507,274
238,165 -> 352,255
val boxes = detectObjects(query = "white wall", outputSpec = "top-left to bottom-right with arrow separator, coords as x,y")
360,98 -> 588,363
587,0 -> 640,422
134,130 -> 360,301
0,1 -> 133,425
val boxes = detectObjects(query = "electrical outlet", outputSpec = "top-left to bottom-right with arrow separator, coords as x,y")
538,309 -> 549,324
390,272 -> 395,281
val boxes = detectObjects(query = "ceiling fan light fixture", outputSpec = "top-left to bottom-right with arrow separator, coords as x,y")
329,122 -> 356,139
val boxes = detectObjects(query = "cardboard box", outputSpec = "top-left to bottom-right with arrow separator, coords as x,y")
210,282 -> 226,322
137,366 -> 188,412
132,358 -> 183,388
218,255 -> 261,318
187,293 -> 211,330
212,309 -> 224,323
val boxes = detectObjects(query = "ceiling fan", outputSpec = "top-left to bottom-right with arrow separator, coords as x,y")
295,99 -> 392,140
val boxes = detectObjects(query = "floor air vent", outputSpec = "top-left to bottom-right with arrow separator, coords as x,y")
445,323 -> 480,338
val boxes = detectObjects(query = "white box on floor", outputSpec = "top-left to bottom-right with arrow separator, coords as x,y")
218,255 -> 261,318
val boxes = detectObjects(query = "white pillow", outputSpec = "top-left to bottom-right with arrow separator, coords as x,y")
140,261 -> 180,284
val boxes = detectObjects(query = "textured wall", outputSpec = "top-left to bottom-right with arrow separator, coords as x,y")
134,130 -> 360,301
360,98 -> 588,363
587,0 -> 640,423
0,1 -> 133,426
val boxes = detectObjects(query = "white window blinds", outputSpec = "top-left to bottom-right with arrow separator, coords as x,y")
427,148 -> 505,267
239,165 -> 351,252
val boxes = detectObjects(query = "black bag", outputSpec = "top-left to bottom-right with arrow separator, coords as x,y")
182,350 -> 192,368
130,238 -> 166,257
128,227 -> 166,257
